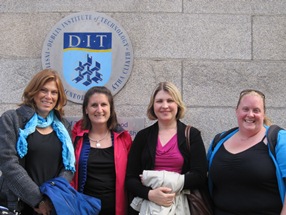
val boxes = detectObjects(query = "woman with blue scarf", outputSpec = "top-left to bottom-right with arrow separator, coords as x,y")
0,69 -> 75,215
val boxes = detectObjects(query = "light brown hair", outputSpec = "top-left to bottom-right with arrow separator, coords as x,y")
21,69 -> 67,117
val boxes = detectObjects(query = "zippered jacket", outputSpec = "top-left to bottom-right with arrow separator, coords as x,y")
71,119 -> 132,215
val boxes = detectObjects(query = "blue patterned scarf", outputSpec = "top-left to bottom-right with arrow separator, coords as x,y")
16,111 -> 75,173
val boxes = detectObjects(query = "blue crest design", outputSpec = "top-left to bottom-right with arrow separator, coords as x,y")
73,54 -> 102,86
63,32 -> 112,91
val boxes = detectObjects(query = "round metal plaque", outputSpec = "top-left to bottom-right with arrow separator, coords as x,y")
42,11 -> 133,103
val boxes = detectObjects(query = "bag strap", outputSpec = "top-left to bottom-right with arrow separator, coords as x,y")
185,125 -> 192,151
266,124 -> 283,158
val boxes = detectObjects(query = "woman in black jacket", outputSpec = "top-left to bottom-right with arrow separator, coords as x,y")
126,81 -> 208,214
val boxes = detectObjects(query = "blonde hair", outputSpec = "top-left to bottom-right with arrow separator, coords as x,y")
21,69 -> 67,117
237,89 -> 271,126
147,82 -> 186,120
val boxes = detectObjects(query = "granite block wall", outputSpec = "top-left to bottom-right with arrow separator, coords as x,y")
0,0 -> 285,147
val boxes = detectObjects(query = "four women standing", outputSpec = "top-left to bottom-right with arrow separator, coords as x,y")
0,68 -> 285,215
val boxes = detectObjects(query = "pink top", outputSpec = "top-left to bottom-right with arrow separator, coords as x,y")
154,134 -> 184,173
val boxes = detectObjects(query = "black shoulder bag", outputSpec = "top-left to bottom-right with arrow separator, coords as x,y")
185,125 -> 213,215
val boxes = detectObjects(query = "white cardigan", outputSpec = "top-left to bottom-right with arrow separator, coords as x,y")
131,170 -> 190,215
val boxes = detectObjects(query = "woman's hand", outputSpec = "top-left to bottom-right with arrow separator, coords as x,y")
148,187 -> 176,207
34,199 -> 53,215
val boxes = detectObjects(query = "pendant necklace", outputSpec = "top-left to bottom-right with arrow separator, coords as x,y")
89,130 -> 109,148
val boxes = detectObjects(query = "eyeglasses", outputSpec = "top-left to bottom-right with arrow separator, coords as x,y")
239,89 -> 265,99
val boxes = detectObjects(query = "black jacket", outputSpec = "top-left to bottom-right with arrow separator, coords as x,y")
126,120 -> 208,200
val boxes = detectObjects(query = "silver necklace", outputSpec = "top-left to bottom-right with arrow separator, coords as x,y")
89,130 -> 109,148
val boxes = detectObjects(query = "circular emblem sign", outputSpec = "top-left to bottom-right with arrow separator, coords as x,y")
42,11 -> 133,103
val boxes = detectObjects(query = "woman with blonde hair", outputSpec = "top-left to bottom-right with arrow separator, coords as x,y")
208,89 -> 286,214
126,81 -> 208,214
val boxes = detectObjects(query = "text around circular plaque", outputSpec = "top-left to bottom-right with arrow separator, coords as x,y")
42,11 -> 133,103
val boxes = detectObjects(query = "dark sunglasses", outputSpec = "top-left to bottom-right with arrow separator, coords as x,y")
239,89 -> 265,99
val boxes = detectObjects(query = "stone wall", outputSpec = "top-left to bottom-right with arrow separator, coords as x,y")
0,0 -> 285,148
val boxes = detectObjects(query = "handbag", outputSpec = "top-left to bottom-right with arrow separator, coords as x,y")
185,125 -> 213,215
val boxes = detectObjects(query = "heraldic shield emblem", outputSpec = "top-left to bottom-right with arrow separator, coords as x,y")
63,32 -> 112,91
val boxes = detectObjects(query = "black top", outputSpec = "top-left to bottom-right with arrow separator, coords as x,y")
210,137 -> 282,215
22,129 -> 63,215
26,130 -> 63,186
84,146 -> 116,215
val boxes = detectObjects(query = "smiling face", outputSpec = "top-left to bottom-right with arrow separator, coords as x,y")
236,92 -> 265,133
33,80 -> 58,118
85,93 -> 111,126
153,90 -> 178,124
